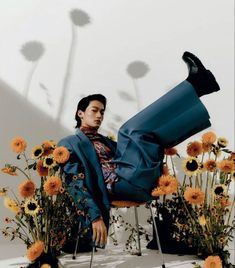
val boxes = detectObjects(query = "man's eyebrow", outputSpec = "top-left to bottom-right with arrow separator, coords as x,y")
91,105 -> 105,111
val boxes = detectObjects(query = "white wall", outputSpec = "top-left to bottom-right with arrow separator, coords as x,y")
0,0 -> 234,256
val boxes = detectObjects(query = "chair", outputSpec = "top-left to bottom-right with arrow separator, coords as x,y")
73,200 -> 166,268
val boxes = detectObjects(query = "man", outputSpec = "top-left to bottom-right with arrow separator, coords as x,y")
58,51 -> 220,248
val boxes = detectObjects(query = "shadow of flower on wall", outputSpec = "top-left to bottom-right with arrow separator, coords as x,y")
20,41 -> 45,99
56,9 -> 91,123
126,61 -> 150,110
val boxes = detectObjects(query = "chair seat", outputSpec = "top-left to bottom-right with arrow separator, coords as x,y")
111,200 -> 146,208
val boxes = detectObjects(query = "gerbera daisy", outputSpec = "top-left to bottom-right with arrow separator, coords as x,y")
204,255 -> 222,268
26,241 -> 45,262
204,159 -> 217,172
10,136 -> 27,154
184,187 -> 205,205
186,141 -> 203,157
42,140 -> 56,156
202,142 -> 212,153
43,155 -> 57,169
182,157 -> 200,176
36,160 -> 48,177
53,146 -> 70,163
43,176 -> 62,196
151,187 -> 166,197
18,179 -> 36,198
1,166 -> 18,176
24,199 -> 40,216
164,147 -> 177,156
31,145 -> 44,159
158,175 -> 178,195
201,131 -> 217,144
217,137 -> 228,148
217,160 -> 234,173
4,197 -> 20,214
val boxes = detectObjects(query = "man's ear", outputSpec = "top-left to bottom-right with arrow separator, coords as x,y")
77,110 -> 83,119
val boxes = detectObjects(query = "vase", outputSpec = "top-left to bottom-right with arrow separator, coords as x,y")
27,252 -> 59,268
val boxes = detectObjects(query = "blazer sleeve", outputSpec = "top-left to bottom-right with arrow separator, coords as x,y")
58,138 -> 102,222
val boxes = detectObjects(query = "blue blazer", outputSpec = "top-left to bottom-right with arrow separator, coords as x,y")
58,130 -> 116,227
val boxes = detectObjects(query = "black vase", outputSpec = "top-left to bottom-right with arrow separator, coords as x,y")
146,207 -> 196,255
27,252 -> 59,268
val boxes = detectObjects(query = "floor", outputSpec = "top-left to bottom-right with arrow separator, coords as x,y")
0,243 -> 234,268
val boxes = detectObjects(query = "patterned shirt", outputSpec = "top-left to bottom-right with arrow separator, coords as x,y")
80,127 -> 117,193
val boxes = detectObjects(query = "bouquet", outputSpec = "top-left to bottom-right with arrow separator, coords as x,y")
151,131 -> 235,268
0,137 -> 82,268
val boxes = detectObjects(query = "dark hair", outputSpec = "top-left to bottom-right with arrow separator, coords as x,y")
75,94 -> 107,128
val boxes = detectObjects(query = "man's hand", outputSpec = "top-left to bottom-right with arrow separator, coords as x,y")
92,217 -> 107,247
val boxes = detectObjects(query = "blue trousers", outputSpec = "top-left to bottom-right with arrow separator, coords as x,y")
112,81 -> 211,202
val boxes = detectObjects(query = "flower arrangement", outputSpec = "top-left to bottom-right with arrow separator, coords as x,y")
151,131 -> 235,267
0,137 -> 84,268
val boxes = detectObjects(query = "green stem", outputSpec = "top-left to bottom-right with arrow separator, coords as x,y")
15,166 -> 30,179
22,152 -> 31,178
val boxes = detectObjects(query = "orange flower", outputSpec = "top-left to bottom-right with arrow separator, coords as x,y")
220,197 -> 231,207
217,160 -> 234,173
151,187 -> 166,197
164,147 -> 177,156
202,142 -> 212,153
53,146 -> 70,163
204,255 -> 222,268
42,140 -> 55,156
41,264 -> 51,268
0,188 -> 8,196
158,175 -> 178,195
204,159 -> 217,172
184,187 -> 205,205
36,160 -> 48,177
201,131 -> 217,144
1,166 -> 17,176
43,176 -> 62,196
10,136 -> 27,153
26,241 -> 45,261
18,179 -> 36,198
186,141 -> 203,157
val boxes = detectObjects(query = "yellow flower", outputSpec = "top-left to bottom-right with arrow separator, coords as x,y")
43,155 -> 57,169
0,187 -> 8,196
42,140 -> 56,156
26,241 -> 44,261
4,197 -> 20,214
10,136 -> 27,153
217,137 -> 228,148
18,179 -> 36,198
43,176 -> 62,196
182,157 -> 200,176
184,187 -> 205,205
199,215 -> 206,226
213,184 -> 227,196
53,146 -> 70,164
24,199 -> 40,216
204,255 -> 222,268
32,145 -> 44,159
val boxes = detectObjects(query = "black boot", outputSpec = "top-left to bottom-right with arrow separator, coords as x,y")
182,51 -> 220,97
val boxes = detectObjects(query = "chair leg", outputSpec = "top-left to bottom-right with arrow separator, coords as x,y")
134,206 -> 142,256
149,202 -> 166,268
89,246 -> 95,268
72,221 -> 82,260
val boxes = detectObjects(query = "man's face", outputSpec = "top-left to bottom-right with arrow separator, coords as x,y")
79,100 -> 105,129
